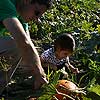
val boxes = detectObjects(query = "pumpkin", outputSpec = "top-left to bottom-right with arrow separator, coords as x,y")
28,98 -> 37,100
52,80 -> 85,100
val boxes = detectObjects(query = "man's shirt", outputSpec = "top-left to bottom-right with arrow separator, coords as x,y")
0,0 -> 28,37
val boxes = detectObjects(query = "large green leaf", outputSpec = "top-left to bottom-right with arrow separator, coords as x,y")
87,85 -> 100,96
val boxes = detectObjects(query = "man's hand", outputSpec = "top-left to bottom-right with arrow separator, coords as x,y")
31,62 -> 48,90
33,74 -> 48,90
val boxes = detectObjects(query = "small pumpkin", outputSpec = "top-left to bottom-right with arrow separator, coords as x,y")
28,98 -> 37,100
52,80 -> 85,100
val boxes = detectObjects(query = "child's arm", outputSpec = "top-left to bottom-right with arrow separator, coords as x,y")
65,57 -> 79,74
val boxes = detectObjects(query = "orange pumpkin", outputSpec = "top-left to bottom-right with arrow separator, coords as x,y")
28,98 -> 37,100
52,80 -> 84,100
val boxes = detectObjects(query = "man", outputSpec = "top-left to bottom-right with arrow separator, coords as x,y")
0,0 -> 52,94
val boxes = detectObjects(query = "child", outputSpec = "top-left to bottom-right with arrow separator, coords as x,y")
28,33 -> 79,100
40,33 -> 79,74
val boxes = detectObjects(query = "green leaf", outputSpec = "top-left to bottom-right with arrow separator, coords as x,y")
87,85 -> 100,96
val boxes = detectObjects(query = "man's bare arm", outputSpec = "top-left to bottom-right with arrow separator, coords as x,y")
3,18 -> 48,89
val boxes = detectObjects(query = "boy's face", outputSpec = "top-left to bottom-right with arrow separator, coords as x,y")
20,3 -> 47,22
55,48 -> 72,60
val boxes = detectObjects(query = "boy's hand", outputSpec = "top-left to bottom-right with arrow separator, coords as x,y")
71,67 -> 79,74
65,63 -> 79,74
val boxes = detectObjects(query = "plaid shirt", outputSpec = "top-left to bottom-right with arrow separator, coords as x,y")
41,48 -> 69,67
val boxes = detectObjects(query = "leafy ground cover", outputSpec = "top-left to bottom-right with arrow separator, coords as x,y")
0,0 -> 100,100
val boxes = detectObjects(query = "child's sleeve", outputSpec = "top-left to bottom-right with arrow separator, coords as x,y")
66,57 -> 70,64
41,49 -> 50,62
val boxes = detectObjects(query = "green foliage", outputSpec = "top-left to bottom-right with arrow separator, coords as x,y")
38,71 -> 61,100
0,0 -> 100,99
87,84 -> 100,96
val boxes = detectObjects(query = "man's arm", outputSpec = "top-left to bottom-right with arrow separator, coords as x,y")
3,17 -> 48,89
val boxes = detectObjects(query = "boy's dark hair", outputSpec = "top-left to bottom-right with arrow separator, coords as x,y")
54,33 -> 75,52
31,0 -> 53,9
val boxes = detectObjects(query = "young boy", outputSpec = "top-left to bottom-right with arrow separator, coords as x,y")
40,33 -> 79,74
